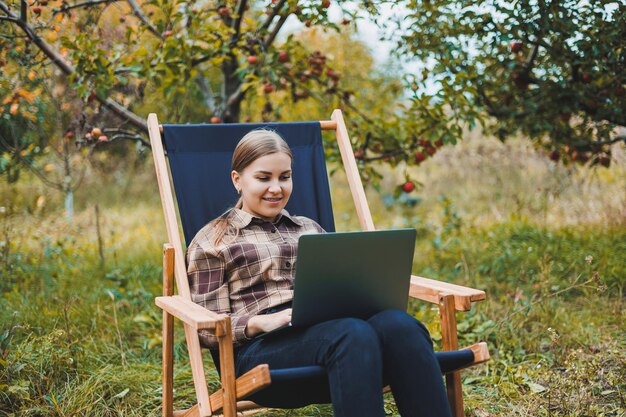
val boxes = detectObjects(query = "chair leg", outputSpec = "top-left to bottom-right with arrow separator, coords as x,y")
163,245 -> 175,417
163,310 -> 174,417
217,317 -> 237,417
439,294 -> 465,417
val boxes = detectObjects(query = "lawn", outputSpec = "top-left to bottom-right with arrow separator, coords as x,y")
1,136 -> 624,416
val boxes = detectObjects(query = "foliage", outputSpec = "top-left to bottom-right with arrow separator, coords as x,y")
397,0 -> 626,165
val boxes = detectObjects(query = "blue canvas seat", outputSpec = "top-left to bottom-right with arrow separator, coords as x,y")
149,110 -> 489,417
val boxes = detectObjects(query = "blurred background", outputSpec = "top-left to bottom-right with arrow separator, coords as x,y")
1,1 -> 624,416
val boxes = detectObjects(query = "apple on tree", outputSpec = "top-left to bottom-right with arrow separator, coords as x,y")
509,41 -> 523,53
278,51 -> 289,63
401,181 -> 415,193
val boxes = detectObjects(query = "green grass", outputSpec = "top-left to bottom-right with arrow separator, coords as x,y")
1,136 -> 625,416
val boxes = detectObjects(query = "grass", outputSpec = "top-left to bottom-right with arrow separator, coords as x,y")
1,136 -> 625,416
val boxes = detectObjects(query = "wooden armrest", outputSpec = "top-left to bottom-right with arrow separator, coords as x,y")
156,295 -> 227,333
467,342 -> 490,365
409,275 -> 486,311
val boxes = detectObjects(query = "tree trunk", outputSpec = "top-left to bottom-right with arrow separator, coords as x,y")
222,57 -> 243,123
65,189 -> 74,222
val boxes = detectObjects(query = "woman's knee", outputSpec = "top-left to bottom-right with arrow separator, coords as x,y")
334,318 -> 379,345
368,310 -> 433,347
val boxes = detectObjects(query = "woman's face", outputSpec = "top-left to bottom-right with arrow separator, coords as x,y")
232,152 -> 293,222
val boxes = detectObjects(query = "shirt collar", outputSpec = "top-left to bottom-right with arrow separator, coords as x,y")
229,208 -> 303,229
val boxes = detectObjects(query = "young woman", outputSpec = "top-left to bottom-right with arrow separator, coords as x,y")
186,129 -> 452,417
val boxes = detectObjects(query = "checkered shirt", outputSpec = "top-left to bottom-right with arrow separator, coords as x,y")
186,208 -> 325,348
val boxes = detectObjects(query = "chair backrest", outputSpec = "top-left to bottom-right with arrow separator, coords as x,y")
162,122 -> 336,245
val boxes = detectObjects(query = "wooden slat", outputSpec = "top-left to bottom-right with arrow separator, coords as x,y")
156,295 -> 228,331
182,323 -> 213,417
173,406 -> 200,417
209,365 -> 272,413
159,120 -> 337,133
218,317 -> 237,417
320,120 -> 337,130
410,275 -> 486,311
148,114 -> 191,299
439,294 -> 464,417
150,114 -> 214,416
331,109 -> 376,231
163,245 -> 175,417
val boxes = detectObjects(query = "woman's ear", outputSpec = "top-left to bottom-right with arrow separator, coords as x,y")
231,170 -> 241,193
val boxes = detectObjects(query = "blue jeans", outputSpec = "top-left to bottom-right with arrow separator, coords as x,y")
235,309 -> 452,417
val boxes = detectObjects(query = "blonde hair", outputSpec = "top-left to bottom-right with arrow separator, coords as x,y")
209,129 -> 292,245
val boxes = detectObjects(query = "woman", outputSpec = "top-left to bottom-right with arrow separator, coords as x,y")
186,129 -> 451,417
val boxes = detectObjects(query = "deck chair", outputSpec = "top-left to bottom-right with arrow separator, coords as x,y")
147,110 -> 490,417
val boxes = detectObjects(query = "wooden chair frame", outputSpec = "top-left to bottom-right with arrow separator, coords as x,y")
147,110 -> 489,417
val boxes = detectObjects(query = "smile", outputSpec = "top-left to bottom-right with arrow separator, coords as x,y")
263,197 -> 282,202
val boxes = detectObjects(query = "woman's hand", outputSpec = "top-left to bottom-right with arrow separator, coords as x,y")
245,309 -> 292,338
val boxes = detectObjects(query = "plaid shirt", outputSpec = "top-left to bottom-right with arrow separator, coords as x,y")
186,208 -> 325,348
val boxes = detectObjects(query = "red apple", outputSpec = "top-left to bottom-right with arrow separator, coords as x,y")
305,20 -> 312,27
91,127 -> 102,137
341,18 -> 350,25
97,135 -> 108,142
322,0 -> 331,8
411,83 -> 418,91
414,152 -> 425,163
218,6 -> 230,16
278,51 -> 289,63
163,30 -> 173,37
509,41 -> 522,53
354,149 -> 364,159
263,84 -> 274,93
549,150 -> 560,162
435,139 -> 443,148
210,116 -> 221,124
87,92 -> 96,102
401,181 -> 415,193
32,6 -> 41,14
247,55 -> 258,65
65,131 -> 74,138
426,146 -> 436,156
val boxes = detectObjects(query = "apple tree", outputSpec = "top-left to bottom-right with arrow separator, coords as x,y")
396,0 -> 626,166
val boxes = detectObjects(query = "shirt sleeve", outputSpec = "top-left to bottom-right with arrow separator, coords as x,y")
186,240 -> 252,349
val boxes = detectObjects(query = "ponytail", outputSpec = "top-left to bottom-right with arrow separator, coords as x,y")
209,196 -> 243,246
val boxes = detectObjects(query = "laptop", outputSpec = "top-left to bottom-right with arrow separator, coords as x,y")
258,228 -> 416,337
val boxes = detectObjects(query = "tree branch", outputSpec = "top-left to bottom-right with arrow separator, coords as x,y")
225,82 -> 251,110
0,0 -> 147,131
264,12 -> 288,49
588,135 -> 626,146
104,128 -> 151,147
126,0 -> 162,39
231,0 -> 248,40
257,0 -> 286,35
53,0 -> 118,15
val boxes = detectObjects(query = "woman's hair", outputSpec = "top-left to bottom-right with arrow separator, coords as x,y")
209,128 -> 292,245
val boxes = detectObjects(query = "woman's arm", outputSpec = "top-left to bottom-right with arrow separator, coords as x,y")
245,309 -> 292,338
